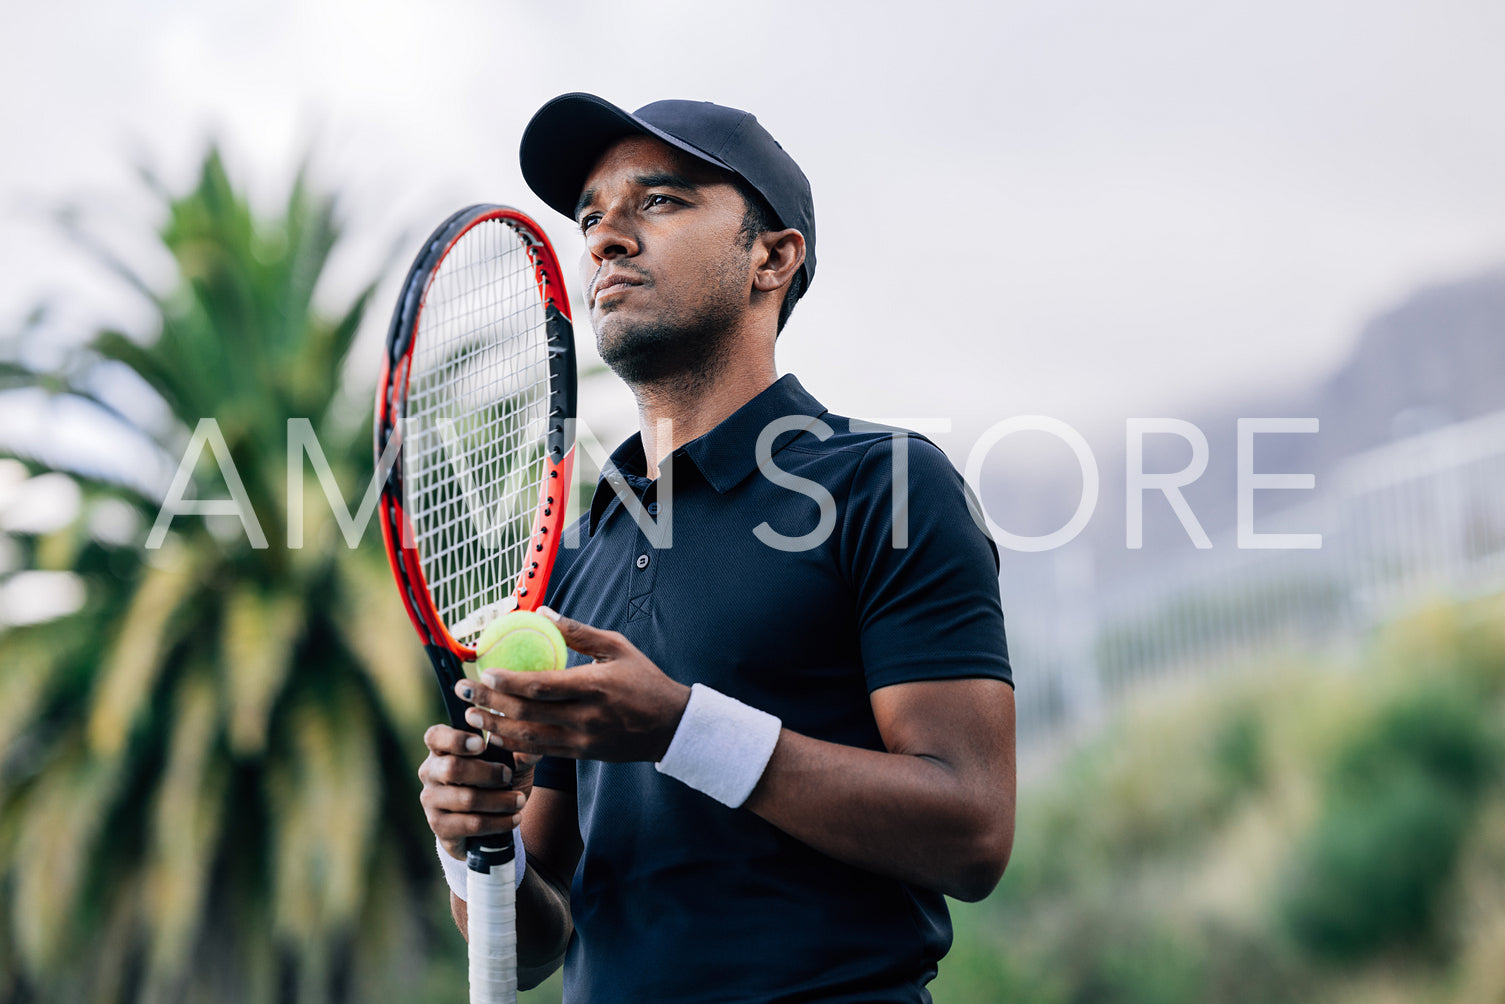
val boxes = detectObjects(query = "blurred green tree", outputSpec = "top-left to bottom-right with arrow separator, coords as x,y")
0,148 -> 459,1002
1278,681 -> 1502,962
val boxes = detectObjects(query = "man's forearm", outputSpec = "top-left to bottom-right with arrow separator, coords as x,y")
743,679 -> 1016,903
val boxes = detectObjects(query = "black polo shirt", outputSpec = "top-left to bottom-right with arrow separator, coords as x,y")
536,374 -> 1011,1003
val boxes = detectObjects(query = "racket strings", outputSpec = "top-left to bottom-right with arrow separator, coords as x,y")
403,218 -> 555,643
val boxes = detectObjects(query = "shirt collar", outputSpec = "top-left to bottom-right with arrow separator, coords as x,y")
587,374 -> 829,532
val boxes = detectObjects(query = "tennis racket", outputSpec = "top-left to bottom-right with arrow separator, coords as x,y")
374,205 -> 576,1003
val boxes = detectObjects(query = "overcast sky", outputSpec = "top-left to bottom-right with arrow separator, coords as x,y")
4,0 -> 1503,458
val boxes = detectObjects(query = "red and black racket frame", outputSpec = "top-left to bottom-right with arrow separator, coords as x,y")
375,205 -> 577,874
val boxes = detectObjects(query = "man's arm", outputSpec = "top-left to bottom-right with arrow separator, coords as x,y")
458,614 -> 1016,902
746,677 -> 1014,902
418,729 -> 582,986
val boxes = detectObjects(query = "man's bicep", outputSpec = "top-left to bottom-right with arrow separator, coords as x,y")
871,677 -> 1016,777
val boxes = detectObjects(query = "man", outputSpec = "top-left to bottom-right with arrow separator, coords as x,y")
418,93 -> 1016,1002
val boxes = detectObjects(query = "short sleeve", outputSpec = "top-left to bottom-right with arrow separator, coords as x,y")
532,754 -> 577,792
840,435 -> 1012,692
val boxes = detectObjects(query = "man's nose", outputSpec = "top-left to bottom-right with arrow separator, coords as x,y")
586,209 -> 639,262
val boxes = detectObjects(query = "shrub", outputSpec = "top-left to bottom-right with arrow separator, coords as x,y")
1327,684 -> 1500,802
1280,769 -> 1470,960
1279,681 -> 1501,961
1211,707 -> 1266,795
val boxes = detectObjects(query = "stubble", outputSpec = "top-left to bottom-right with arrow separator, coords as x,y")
595,245 -> 751,394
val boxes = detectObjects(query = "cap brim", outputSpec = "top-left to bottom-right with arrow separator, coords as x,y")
520,92 -> 735,222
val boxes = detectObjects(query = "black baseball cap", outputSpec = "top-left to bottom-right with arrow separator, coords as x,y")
519,93 -> 816,291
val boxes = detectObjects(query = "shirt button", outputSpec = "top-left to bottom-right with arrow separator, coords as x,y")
647,502 -> 659,516
636,553 -> 650,569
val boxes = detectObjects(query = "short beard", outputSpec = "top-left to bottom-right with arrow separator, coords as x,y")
596,242 -> 751,393
598,304 -> 741,394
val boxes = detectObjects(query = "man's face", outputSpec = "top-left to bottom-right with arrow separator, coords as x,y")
574,135 -> 755,386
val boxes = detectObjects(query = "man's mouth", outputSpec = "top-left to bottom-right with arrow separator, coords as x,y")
592,271 -> 644,303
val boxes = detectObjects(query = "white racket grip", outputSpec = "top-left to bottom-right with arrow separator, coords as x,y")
467,859 -> 518,1004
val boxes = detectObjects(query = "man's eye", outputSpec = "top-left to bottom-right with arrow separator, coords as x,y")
580,214 -> 600,232
646,194 -> 676,208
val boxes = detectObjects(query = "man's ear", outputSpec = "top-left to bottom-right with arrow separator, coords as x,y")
752,229 -> 805,293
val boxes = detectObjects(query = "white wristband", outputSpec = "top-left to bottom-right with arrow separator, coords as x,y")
438,830 -> 525,901
655,683 -> 782,808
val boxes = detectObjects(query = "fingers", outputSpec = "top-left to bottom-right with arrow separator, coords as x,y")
463,704 -> 581,758
420,770 -> 524,852
423,784 -> 526,818
423,723 -> 489,757
458,672 -> 603,740
419,731 -> 529,855
541,605 -> 629,662
468,664 -> 603,705
419,745 -> 513,788
426,796 -> 524,853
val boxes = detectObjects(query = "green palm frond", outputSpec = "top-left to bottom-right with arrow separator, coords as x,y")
86,550 -> 202,759
0,144 -> 460,1002
89,328 -> 197,431
140,666 -> 224,988
10,746 -> 126,973
220,586 -> 305,756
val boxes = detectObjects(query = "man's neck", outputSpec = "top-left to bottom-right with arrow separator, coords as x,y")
630,352 -> 778,478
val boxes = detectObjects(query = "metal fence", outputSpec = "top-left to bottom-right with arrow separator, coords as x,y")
1012,409 -> 1505,748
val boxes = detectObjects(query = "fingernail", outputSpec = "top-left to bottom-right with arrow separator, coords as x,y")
458,683 -> 473,701
539,605 -> 560,622
465,735 -> 484,753
481,671 -> 501,688
465,708 -> 483,728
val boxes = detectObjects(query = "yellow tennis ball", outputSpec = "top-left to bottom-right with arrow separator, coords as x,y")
472,610 -> 567,674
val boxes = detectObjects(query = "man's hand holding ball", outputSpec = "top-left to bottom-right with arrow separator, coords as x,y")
418,611 -> 566,863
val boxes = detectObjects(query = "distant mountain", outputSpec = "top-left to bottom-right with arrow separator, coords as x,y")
1080,267 -> 1505,581
1314,269 -> 1505,459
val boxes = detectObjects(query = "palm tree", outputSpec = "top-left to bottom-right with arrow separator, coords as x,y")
0,147 -> 468,1002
